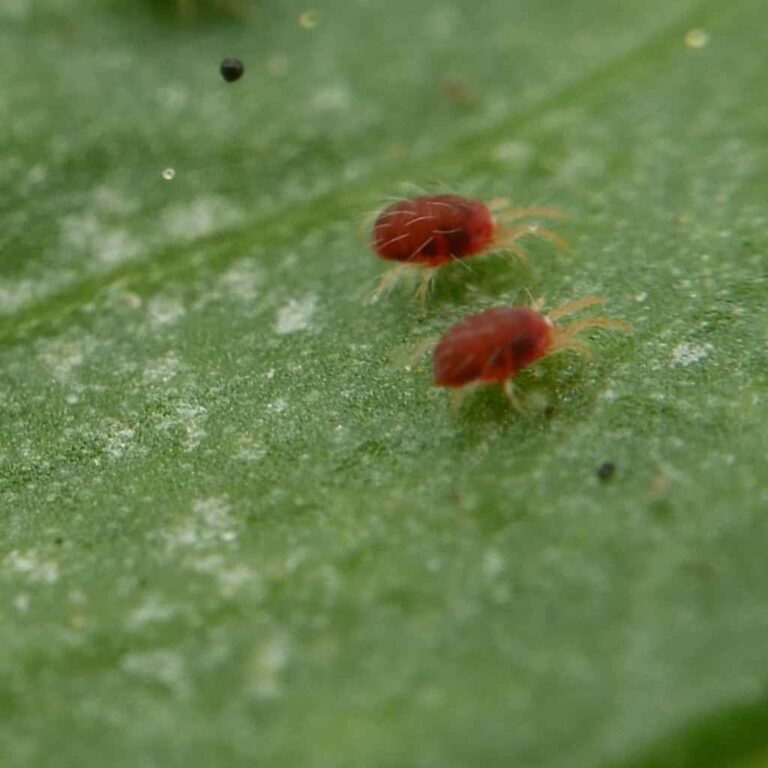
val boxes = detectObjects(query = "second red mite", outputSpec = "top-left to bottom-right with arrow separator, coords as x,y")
433,297 -> 630,410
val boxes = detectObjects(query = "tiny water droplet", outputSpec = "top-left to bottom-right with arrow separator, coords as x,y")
298,11 -> 318,28
685,29 -> 709,49
162,168 -> 176,181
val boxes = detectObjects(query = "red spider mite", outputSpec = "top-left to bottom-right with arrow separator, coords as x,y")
370,193 -> 565,304
432,296 -> 629,410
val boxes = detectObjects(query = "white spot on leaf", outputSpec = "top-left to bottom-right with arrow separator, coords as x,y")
36,332 -> 100,381
163,497 -> 238,552
248,636 -> 291,699
147,295 -> 185,327
275,295 -> 317,334
312,85 -> 351,111
162,196 -> 242,240
121,650 -> 188,695
127,595 -> 178,629
235,438 -> 268,462
671,342 -> 713,366
103,422 -> 138,460
4,550 -> 59,585
143,352 -> 182,384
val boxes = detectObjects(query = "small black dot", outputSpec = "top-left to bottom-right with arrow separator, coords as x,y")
597,461 -> 616,481
220,57 -> 244,83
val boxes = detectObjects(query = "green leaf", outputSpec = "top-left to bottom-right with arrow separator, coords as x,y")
1,0 -> 767,766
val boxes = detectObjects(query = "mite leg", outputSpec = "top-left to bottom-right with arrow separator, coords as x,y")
497,241 -> 529,266
548,336 -> 595,360
359,207 -> 383,236
414,267 -> 439,308
547,295 -> 604,320
561,316 -> 632,335
550,316 -> 631,356
449,386 -> 474,416
496,222 -> 569,252
488,197 -> 568,221
527,292 -> 546,312
507,206 -> 566,221
489,197 -> 567,221
502,379 -> 525,413
368,263 -> 413,304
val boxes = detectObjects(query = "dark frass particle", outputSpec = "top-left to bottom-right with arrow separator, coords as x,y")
220,57 -> 244,83
597,462 -> 616,481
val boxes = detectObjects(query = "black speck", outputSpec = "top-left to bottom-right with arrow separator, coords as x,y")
54,536 -> 64,545
220,57 -> 244,83
597,461 -> 616,481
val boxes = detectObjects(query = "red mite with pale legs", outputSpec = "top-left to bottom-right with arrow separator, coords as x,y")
370,193 -> 565,304
432,297 -> 630,411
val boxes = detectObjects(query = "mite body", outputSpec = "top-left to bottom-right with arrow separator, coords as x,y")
433,297 -> 628,410
433,306 -> 551,387
372,194 -> 495,267
370,193 -> 564,304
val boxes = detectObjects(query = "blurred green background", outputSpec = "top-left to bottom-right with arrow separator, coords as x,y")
1,0 -> 767,766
